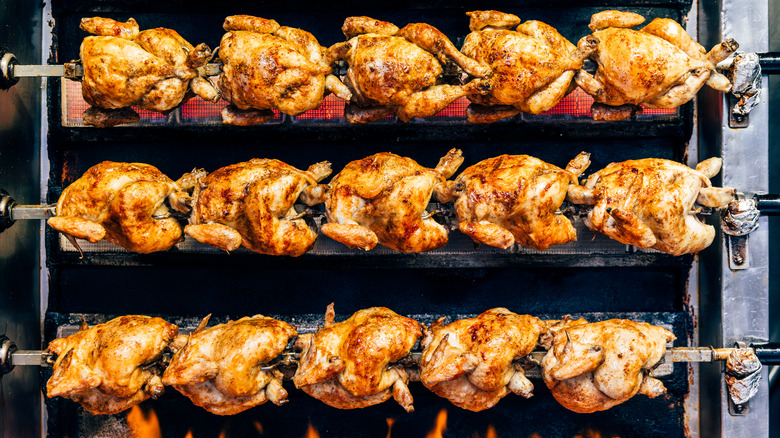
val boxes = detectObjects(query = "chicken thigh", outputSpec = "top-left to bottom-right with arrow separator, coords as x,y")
326,16 -> 491,123
568,157 -> 736,255
322,149 -> 463,252
218,15 -> 351,125
540,318 -> 675,413
461,11 -> 599,123
293,304 -> 421,412
162,315 -> 297,415
436,152 -> 590,250
575,10 -> 738,120
46,316 -> 179,415
184,159 -> 331,256
47,161 -> 196,253
79,17 -> 218,127
418,309 -> 547,411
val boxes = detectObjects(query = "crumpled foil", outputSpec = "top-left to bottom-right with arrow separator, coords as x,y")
725,348 -> 763,405
727,52 -> 762,117
721,197 -> 760,236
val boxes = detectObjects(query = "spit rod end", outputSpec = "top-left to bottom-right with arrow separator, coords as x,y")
0,335 -> 18,377
0,51 -> 19,90
0,189 -> 17,234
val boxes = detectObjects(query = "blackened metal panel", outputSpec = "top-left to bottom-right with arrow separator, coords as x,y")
0,1 -> 42,438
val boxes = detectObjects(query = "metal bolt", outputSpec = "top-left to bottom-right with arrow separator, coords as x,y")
732,252 -> 744,265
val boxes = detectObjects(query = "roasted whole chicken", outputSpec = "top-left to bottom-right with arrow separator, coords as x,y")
461,11 -> 599,123
218,15 -> 351,125
418,309 -> 547,411
162,315 -> 297,415
567,157 -> 736,255
79,17 -> 218,127
48,161 -> 196,253
326,16 -> 491,123
293,304 -> 422,412
436,152 -> 590,250
46,316 -> 179,415
575,10 -> 738,121
185,159 -> 330,256
322,149 -> 463,252
540,318 -> 675,413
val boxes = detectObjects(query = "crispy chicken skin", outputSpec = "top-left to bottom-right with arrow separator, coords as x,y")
575,11 -> 738,120
326,16 -> 490,123
436,152 -> 591,250
162,315 -> 297,415
79,17 -> 217,127
540,318 -> 675,413
184,159 -> 330,256
293,304 -> 422,412
569,157 -> 736,255
322,149 -> 463,253
46,316 -> 178,415
461,11 -> 599,123
47,161 -> 194,253
218,15 -> 350,125
418,309 -> 547,411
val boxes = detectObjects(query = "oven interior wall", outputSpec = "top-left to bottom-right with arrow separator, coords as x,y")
44,1 -> 698,437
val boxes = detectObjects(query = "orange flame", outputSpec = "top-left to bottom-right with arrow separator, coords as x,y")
485,425 -> 498,438
184,431 -> 194,438
304,423 -> 320,438
426,409 -> 448,438
126,405 -> 161,438
218,427 -> 228,438
254,421 -> 264,436
386,418 -> 396,438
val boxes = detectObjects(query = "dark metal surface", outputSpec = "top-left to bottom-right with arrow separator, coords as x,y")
759,52 -> 780,73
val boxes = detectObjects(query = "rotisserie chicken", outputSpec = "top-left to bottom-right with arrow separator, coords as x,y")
418,309 -> 547,411
46,315 -> 179,415
461,11 -> 599,123
575,10 -> 738,121
293,304 -> 422,412
184,159 -> 331,256
540,318 -> 675,413
47,161 -> 197,253
322,149 -> 463,252
326,16 -> 491,123
218,15 -> 351,125
435,152 -> 590,250
162,314 -> 297,415
567,157 -> 736,255
79,17 -> 218,127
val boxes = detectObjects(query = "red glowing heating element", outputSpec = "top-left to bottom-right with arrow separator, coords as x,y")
63,80 -> 675,126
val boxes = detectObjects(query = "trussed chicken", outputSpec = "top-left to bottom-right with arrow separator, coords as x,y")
418,309 -> 547,411
461,11 -> 599,123
540,318 -> 675,413
162,315 -> 297,415
184,159 -> 330,256
218,15 -> 351,125
436,152 -> 590,250
47,161 -> 196,253
79,17 -> 218,127
575,10 -> 738,120
567,157 -> 736,255
322,149 -> 463,252
326,16 -> 491,123
293,304 -> 422,412
46,316 -> 179,415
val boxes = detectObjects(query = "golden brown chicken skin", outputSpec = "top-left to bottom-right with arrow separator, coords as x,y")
162,315 -> 297,415
79,17 -> 217,127
46,316 -> 178,415
418,309 -> 547,411
575,11 -> 738,120
461,11 -> 599,123
47,161 -> 195,254
326,16 -> 490,123
184,159 -> 330,256
568,157 -> 735,255
436,152 -> 591,250
322,149 -> 463,253
218,15 -> 351,125
540,318 -> 675,413
293,304 -> 422,412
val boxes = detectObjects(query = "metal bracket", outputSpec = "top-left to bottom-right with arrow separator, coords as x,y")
727,235 -> 750,270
